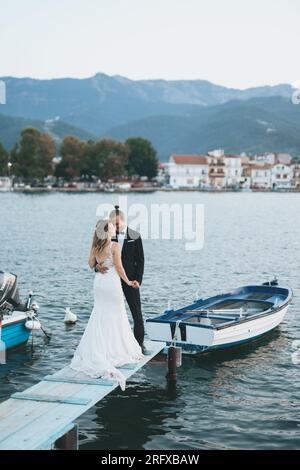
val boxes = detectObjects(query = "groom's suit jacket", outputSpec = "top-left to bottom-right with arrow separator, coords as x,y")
113,227 -> 144,285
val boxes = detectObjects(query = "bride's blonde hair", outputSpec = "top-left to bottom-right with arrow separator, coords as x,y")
92,219 -> 110,256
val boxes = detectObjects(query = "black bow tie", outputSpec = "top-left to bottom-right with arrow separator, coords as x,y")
119,231 -> 125,235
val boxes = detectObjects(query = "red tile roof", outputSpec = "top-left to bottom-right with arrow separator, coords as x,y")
171,154 -> 208,165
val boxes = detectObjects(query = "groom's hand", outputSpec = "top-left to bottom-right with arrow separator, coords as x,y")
96,263 -> 108,274
132,281 -> 140,289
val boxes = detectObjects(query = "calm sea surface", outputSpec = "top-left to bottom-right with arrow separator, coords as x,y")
0,191 -> 299,450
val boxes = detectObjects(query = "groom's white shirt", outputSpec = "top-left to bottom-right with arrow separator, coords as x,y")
118,226 -> 127,251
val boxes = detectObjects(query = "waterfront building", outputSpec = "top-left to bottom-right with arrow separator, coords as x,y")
240,165 -> 252,189
275,153 -> 292,166
251,153 -> 276,165
168,154 -> 209,188
166,149 -> 296,190
271,163 -> 292,189
250,165 -> 272,189
206,150 -> 226,188
207,149 -> 225,158
224,154 -> 243,188
291,157 -> 300,189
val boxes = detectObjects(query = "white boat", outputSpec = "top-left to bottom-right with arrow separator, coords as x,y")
146,280 -> 292,354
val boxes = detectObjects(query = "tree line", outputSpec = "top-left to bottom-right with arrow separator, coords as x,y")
0,128 -> 159,181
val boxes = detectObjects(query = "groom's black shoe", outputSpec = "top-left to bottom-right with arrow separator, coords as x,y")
142,344 -> 152,355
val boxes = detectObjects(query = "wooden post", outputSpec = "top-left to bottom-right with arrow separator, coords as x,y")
166,346 -> 177,382
54,423 -> 78,450
166,345 -> 182,382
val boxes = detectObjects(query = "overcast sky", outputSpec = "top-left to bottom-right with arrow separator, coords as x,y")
0,0 -> 299,89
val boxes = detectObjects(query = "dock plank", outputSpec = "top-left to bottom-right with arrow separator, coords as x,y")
11,392 -> 91,405
43,375 -> 116,386
0,340 -> 165,450
0,383 -> 88,441
0,381 -> 84,423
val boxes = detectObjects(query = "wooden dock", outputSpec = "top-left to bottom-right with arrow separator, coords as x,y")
0,340 -> 166,450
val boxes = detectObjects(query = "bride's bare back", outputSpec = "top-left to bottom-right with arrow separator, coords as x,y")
95,242 -> 113,265
89,241 -> 137,288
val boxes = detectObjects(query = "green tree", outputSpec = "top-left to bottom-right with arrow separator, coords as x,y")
39,133 -> 56,174
0,142 -> 8,176
11,128 -> 55,180
55,136 -> 89,180
87,139 -> 128,180
125,137 -> 158,179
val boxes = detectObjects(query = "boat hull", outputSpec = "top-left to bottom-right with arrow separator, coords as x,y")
0,314 -> 31,351
147,305 -> 289,355
209,305 -> 288,349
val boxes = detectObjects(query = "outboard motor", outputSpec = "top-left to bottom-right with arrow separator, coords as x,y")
0,271 -> 46,341
0,271 -> 26,314
263,277 -> 279,287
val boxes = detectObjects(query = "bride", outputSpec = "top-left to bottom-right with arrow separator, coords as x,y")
70,219 -> 144,391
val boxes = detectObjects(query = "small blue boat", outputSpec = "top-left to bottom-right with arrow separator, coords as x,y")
0,272 -> 40,354
1,314 -> 32,350
146,280 -> 292,354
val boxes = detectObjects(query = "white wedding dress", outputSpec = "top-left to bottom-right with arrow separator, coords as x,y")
70,242 -> 144,391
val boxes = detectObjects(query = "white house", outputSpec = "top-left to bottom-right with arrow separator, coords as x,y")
168,154 -> 209,188
207,149 -> 226,188
252,153 -> 276,165
207,150 -> 243,187
271,164 -> 292,189
208,149 -> 225,158
224,154 -> 243,187
250,165 -> 272,189
240,166 -> 251,189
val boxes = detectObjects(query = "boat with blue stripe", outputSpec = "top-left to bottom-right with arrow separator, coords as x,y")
0,271 -> 41,355
146,279 -> 292,354
1,313 -> 32,350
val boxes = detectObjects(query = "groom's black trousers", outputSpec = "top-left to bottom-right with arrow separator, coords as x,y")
121,280 -> 145,347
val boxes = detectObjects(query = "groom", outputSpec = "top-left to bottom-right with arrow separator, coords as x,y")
95,208 -> 149,355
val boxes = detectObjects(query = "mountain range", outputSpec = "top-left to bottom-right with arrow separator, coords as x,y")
0,114 -> 96,150
105,96 -> 300,157
0,73 -> 299,159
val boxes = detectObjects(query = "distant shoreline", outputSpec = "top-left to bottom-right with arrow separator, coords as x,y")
2,187 -> 300,194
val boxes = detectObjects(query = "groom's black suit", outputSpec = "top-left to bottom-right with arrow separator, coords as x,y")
113,227 -> 145,346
